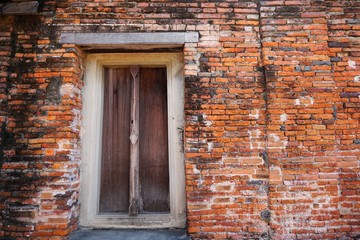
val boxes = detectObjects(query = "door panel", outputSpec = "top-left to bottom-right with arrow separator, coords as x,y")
100,67 -> 169,214
139,68 -> 169,213
99,68 -> 131,213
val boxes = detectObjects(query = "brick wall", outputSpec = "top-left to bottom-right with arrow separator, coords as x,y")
0,11 -> 84,238
0,0 -> 359,239
261,1 -> 360,238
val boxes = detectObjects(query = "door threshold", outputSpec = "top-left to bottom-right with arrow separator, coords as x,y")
69,228 -> 189,240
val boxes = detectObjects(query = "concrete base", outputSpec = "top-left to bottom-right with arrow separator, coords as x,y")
69,229 -> 189,240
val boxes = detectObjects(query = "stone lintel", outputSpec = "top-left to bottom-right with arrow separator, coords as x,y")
0,1 -> 39,15
59,32 -> 199,46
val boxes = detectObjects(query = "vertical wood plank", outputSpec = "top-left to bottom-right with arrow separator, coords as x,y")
129,65 -> 140,216
99,68 -> 131,213
139,67 -> 169,213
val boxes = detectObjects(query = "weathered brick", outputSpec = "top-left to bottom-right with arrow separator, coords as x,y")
0,0 -> 359,239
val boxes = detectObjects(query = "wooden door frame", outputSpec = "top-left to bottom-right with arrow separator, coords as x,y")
80,53 -> 186,228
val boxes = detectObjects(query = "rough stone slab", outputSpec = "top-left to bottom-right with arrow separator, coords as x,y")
69,229 -> 189,240
59,32 -> 199,45
0,1 -> 39,15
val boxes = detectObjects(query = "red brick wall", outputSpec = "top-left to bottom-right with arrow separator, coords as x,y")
261,1 -> 360,239
0,12 -> 84,238
0,0 -> 359,239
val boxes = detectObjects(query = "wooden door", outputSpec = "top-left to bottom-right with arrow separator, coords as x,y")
99,66 -> 169,215
139,68 -> 169,213
100,68 -> 131,213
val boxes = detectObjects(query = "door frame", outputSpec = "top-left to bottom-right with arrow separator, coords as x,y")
80,53 -> 186,228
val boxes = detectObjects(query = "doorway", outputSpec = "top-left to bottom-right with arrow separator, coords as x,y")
80,53 -> 185,228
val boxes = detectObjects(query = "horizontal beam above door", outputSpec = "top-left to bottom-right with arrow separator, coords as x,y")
59,32 -> 199,47
0,1 -> 39,15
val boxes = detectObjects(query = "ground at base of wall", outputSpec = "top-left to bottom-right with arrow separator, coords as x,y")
69,229 -> 189,240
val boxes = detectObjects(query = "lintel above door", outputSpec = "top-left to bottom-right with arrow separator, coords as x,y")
59,32 -> 199,50
0,1 -> 39,15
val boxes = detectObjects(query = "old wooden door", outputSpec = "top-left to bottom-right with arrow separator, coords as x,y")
99,66 -> 169,215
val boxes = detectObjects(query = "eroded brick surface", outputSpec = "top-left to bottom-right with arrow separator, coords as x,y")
0,0 -> 359,239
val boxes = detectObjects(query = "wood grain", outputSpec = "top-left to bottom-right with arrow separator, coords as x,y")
99,68 -> 131,213
139,67 -> 169,213
129,65 -> 140,216
99,67 -> 169,214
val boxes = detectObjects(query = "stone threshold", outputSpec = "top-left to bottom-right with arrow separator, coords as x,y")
69,228 -> 189,240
